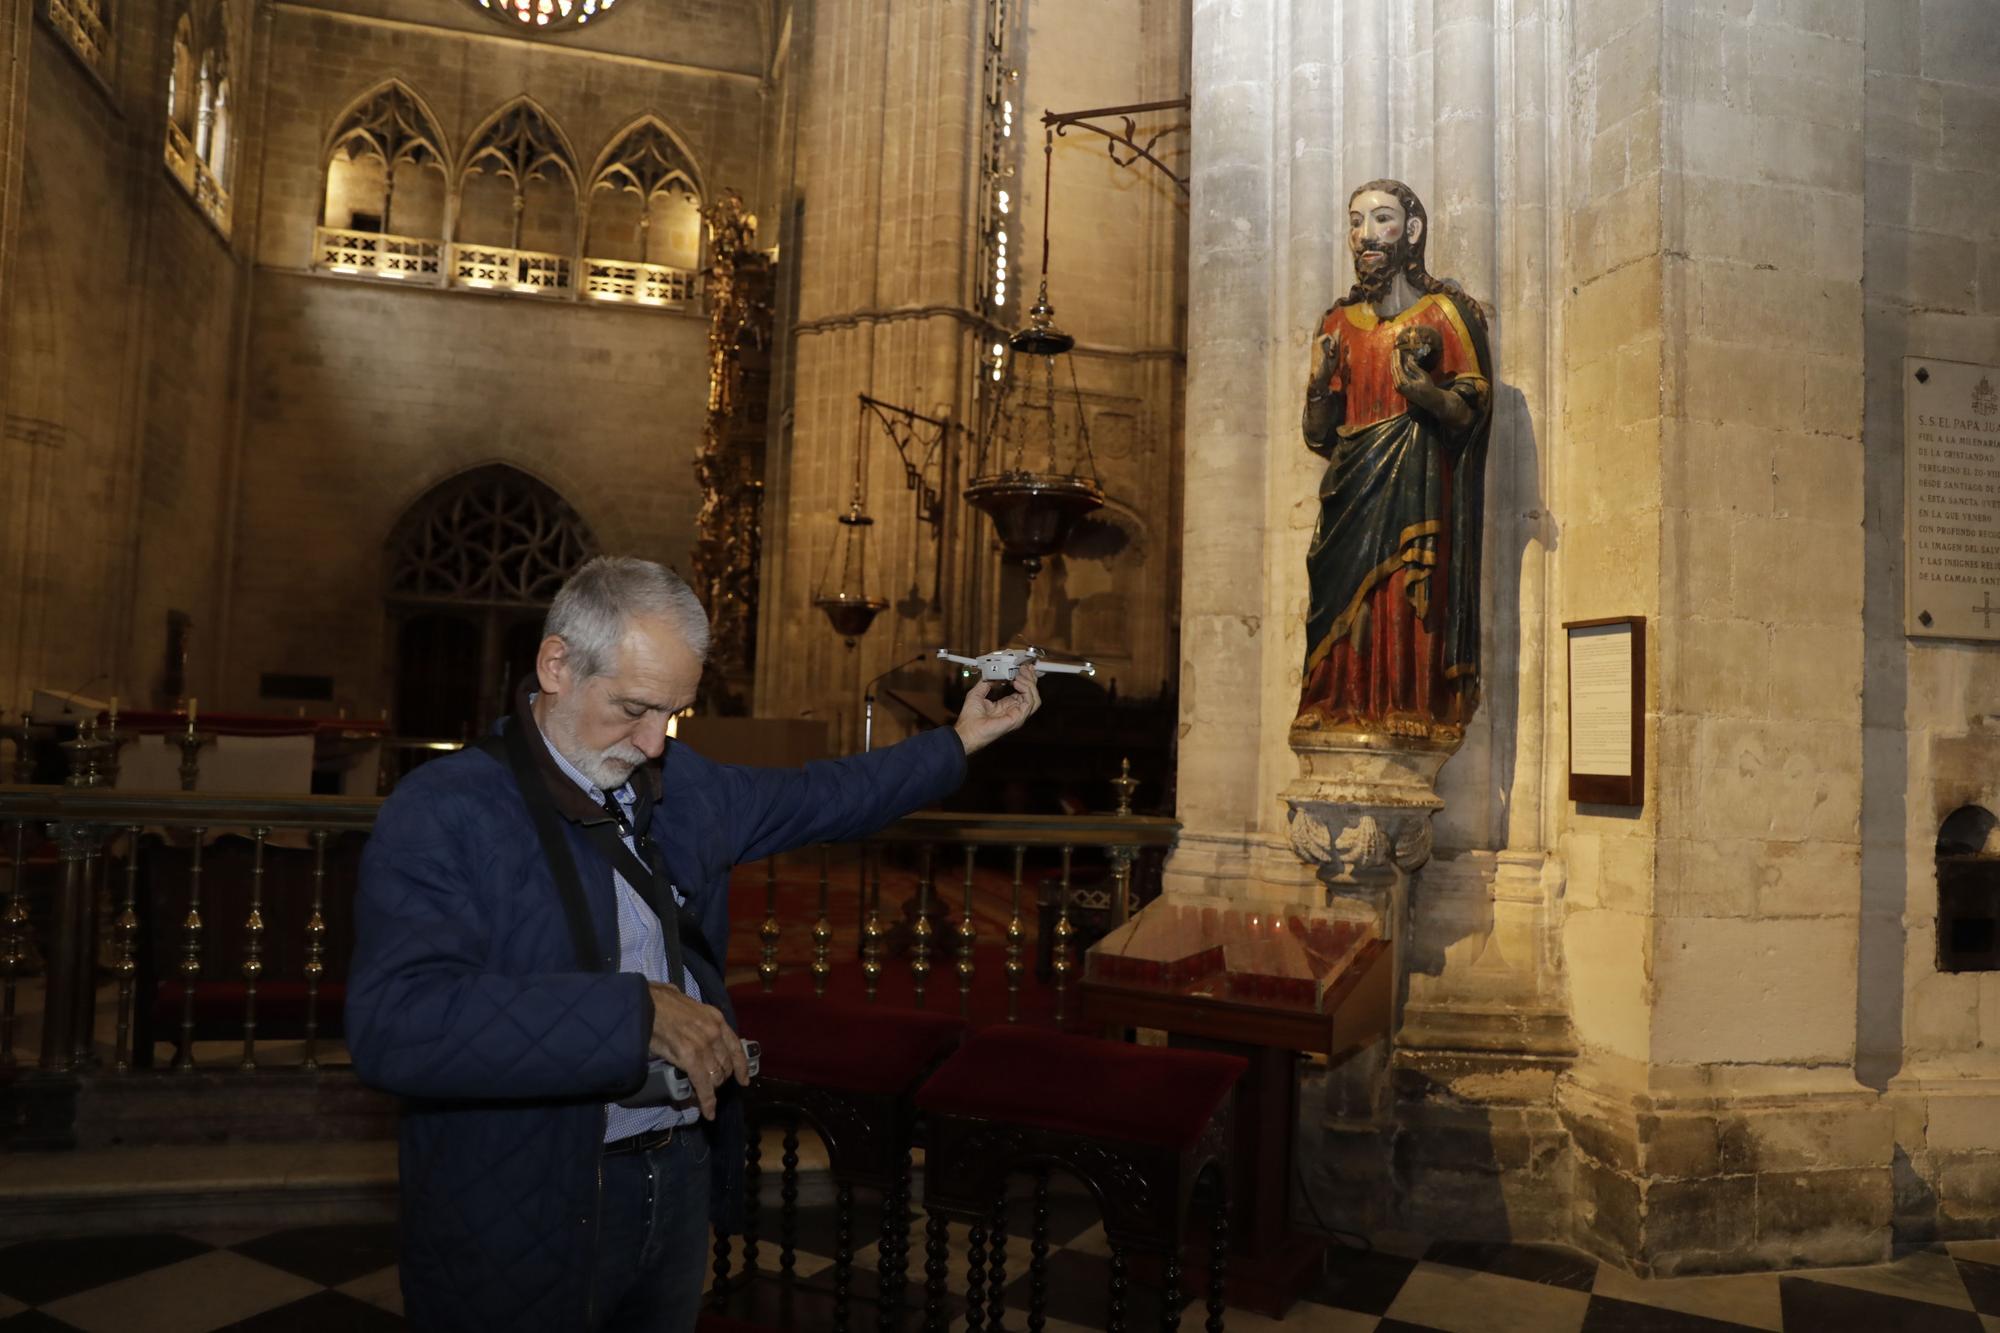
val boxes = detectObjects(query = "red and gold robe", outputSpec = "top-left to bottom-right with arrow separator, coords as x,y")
1294,289 -> 1491,741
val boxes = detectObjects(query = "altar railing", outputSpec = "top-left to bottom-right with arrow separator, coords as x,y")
0,781 -> 1177,1081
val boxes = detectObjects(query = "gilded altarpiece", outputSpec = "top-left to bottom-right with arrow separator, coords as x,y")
692,192 -> 774,712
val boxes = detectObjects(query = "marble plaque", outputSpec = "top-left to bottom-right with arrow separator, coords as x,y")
1906,357 -> 2000,641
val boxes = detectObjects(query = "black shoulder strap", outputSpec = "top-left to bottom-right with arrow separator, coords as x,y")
626,784 -> 725,979
574,820 -> 690,993
479,730 -> 606,972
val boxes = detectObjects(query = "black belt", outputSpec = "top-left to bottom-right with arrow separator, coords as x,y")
603,1122 -> 684,1156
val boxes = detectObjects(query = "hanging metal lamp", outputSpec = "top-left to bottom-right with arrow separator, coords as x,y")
965,122 -> 1104,579
812,408 -> 889,646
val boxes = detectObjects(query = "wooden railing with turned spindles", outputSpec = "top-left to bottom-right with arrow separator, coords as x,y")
0,756 -> 1177,1077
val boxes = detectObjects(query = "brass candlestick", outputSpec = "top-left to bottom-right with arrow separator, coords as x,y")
99,702 -> 129,787
1110,756 -> 1139,816
61,720 -> 112,789
176,721 -> 214,792
1,711 -> 40,784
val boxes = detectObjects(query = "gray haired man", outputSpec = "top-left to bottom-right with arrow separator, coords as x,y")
349,555 -> 1040,1332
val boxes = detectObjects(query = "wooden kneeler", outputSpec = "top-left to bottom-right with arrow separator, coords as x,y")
914,1027 -> 1245,1332
720,992 -> 966,1331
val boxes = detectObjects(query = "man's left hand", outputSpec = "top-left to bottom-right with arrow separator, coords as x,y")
953,664 -> 1042,756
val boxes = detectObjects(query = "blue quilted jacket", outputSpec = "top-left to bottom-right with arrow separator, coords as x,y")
347,721 -> 966,1332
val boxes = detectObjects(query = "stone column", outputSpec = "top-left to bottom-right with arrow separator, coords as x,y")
756,0 -> 982,743
1553,0 -> 1887,1274
1167,0 -> 1284,899
0,0 -> 33,715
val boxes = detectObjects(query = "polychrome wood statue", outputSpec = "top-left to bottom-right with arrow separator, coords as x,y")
1295,179 -> 1492,746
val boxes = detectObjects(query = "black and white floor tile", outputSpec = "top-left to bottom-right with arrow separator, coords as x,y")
0,1218 -> 1995,1331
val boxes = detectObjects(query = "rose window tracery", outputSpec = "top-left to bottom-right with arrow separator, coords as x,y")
465,0 -> 623,31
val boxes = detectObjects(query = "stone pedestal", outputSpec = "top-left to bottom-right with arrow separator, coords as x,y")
1281,734 -> 1449,934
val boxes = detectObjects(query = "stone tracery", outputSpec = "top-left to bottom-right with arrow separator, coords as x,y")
45,0 -> 112,78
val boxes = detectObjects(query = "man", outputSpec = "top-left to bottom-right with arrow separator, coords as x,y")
347,556 -> 1040,1332
1295,178 -> 1493,744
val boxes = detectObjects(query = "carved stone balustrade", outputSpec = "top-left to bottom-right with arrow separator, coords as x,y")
315,227 -> 446,285
449,242 -> 571,294
583,257 -> 701,307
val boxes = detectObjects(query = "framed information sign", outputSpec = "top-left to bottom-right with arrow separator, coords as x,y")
1564,616 -> 1644,807
1905,357 -> 2000,641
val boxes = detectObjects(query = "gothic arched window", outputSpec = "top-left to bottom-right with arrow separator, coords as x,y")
168,16 -> 194,128
389,465 -> 595,607
586,118 -> 702,269
582,117 -> 702,306
317,82 -> 450,281
195,51 -> 218,159
386,466 -> 597,736
324,82 -> 449,235
454,98 -> 578,293
163,2 -> 232,234
165,15 -> 197,187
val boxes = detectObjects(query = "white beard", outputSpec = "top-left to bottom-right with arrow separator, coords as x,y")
544,698 -> 648,791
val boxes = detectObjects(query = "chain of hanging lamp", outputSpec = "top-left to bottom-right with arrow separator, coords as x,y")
812,402 -> 889,646
963,119 -> 1107,579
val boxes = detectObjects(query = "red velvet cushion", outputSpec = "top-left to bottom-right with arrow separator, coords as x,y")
916,1027 -> 1246,1150
731,992 -> 966,1095
153,981 -> 346,1027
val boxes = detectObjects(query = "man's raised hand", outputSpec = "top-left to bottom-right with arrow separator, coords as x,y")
953,663 -> 1042,756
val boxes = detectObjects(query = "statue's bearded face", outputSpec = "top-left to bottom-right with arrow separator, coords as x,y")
1348,189 -> 1421,290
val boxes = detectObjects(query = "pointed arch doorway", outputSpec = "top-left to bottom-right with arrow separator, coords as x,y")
386,465 -> 595,738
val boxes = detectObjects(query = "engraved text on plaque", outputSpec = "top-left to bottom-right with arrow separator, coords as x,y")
1906,356 -> 2000,641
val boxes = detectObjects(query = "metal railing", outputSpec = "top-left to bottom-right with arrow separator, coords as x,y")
315,227 -> 447,285
0,768 -> 1176,1078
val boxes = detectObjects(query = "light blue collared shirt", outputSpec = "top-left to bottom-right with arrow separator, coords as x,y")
538,729 -> 700,1137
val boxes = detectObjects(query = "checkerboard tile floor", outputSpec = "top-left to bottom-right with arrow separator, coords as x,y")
0,1215 -> 1996,1331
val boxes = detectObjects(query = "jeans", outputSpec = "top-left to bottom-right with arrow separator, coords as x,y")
590,1126 -> 713,1332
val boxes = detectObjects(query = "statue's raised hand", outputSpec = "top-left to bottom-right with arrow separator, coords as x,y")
1391,325 -> 1471,430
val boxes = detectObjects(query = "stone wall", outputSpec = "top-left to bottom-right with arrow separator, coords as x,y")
225,272 -> 708,715
217,0 -> 765,715
0,0 -> 769,719
0,2 -> 255,712
1860,0 -> 2000,1243
752,0 -> 1188,750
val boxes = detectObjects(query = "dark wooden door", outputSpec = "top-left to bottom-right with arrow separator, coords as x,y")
395,611 -> 480,739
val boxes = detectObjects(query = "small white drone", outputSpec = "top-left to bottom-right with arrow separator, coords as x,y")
936,645 -> 1096,682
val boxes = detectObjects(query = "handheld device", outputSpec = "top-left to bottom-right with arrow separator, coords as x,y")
935,645 -> 1096,682
617,1038 -> 762,1108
